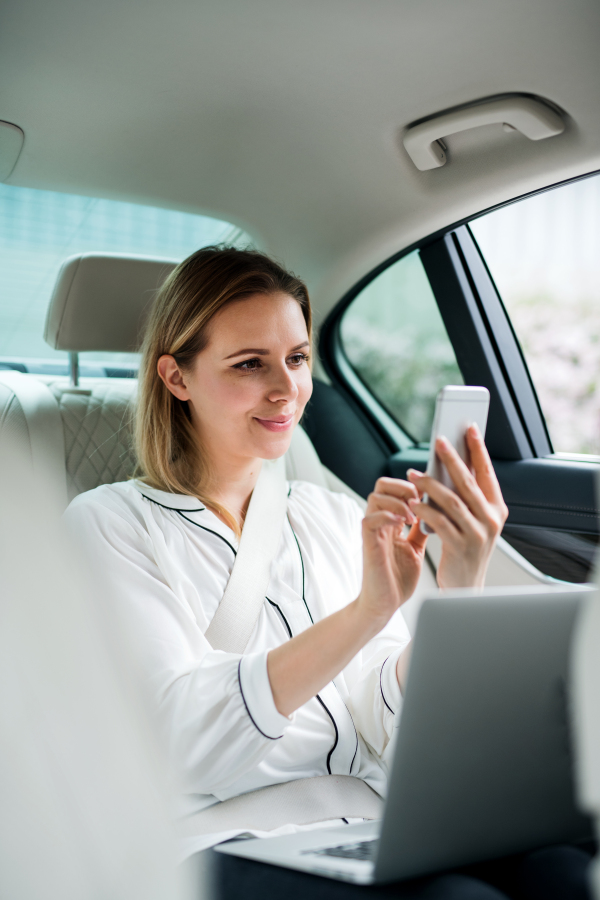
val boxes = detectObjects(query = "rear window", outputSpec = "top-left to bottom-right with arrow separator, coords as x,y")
0,185 -> 252,377
340,249 -> 462,443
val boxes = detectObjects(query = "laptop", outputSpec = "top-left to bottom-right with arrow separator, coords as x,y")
215,584 -> 594,885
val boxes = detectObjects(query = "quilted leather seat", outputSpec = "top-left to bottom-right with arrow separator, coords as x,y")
47,378 -> 137,502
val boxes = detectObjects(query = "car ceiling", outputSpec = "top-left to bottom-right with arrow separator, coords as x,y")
1,0 -> 600,323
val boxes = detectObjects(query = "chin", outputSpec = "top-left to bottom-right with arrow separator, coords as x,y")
252,432 -> 294,461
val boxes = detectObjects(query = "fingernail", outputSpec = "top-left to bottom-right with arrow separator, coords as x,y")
407,468 -> 423,480
408,497 -> 419,508
437,435 -> 449,450
470,421 -> 481,436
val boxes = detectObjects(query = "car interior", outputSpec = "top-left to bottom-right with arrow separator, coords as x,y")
1,0 -> 599,896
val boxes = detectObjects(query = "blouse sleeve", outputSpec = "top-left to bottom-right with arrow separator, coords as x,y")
63,494 -> 291,800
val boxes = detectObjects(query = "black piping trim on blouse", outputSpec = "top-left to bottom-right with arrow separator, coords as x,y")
139,493 -> 206,513
287,514 -> 313,625
333,683 -> 360,775
177,511 -> 238,557
379,656 -> 395,715
284,500 -> 357,775
267,598 -> 292,639
315,695 -> 339,775
141,493 -> 238,557
267,590 -> 342,775
237,660 -> 282,741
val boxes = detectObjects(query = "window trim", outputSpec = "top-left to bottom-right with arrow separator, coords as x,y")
319,168 -> 600,464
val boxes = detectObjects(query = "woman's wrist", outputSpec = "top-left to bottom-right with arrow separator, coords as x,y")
353,594 -> 393,639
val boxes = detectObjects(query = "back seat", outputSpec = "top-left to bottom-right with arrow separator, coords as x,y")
0,252 -> 553,634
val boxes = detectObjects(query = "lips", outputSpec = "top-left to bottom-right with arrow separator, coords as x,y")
254,414 -> 294,433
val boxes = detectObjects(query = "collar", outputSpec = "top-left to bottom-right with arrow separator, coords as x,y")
132,479 -> 206,512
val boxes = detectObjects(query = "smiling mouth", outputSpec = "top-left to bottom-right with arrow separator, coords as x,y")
254,414 -> 295,433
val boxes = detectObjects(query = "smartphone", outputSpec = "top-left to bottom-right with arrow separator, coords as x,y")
420,385 -> 490,535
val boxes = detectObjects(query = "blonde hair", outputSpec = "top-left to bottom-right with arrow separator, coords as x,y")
134,246 -> 312,534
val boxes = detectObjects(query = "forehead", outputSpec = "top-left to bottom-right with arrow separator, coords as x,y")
207,292 -> 309,345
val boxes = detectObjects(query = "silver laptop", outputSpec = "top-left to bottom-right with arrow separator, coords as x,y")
215,584 -> 594,885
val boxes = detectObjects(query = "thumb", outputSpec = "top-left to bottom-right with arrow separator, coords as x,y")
406,519 -> 428,550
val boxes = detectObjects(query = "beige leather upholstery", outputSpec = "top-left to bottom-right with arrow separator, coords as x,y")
0,436 -> 190,900
47,379 -> 138,501
44,253 -> 177,352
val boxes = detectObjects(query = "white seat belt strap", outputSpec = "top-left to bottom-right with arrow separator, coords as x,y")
204,456 -> 288,654
0,372 -> 68,512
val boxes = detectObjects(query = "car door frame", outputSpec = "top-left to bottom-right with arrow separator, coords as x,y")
317,173 -> 600,581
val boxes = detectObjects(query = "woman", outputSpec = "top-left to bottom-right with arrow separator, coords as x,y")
65,247 -> 591,899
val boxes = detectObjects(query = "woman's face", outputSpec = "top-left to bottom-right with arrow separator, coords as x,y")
159,292 -> 313,466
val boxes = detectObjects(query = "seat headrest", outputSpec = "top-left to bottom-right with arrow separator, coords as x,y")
44,253 -> 178,352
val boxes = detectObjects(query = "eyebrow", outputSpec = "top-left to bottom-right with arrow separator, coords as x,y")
224,341 -> 310,360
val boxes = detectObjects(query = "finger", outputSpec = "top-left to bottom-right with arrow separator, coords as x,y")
465,424 -> 505,507
409,475 -> 478,535
405,518 -> 428,550
409,498 -> 461,543
366,492 -> 417,524
372,476 -> 419,503
431,436 -> 491,522
362,510 -> 404,535
406,469 -> 426,498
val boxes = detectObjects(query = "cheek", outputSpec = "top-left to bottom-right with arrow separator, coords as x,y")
193,370 -> 262,417
297,368 -> 313,409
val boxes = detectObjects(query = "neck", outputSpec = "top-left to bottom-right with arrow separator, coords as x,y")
205,453 -> 262,527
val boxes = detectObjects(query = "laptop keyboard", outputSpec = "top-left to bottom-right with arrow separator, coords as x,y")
301,839 -> 378,862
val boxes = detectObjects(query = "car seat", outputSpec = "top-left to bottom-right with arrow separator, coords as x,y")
0,252 -> 553,633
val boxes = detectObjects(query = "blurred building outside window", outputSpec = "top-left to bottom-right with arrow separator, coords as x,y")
471,172 -> 600,456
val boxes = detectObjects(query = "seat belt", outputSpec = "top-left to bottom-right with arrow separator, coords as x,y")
0,371 -> 68,513
204,456 -> 288,653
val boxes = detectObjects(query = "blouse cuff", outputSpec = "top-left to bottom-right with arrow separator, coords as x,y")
380,649 -> 404,716
238,651 -> 291,740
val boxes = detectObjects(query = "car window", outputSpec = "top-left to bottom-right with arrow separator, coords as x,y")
470,173 -> 600,456
0,184 -> 252,377
339,249 -> 463,443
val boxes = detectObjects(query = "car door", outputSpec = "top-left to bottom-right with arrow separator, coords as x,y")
304,171 -> 600,583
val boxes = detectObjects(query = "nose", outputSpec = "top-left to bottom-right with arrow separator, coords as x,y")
266,361 -> 299,404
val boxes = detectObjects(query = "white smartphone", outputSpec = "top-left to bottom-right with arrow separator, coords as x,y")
419,385 -> 490,535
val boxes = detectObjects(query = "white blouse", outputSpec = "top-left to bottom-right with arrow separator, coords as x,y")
64,478 -> 411,855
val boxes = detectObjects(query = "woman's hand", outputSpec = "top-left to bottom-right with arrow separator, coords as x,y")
357,477 -> 428,627
407,424 -> 508,589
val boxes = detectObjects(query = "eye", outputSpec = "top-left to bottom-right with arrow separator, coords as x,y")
288,353 -> 310,367
234,357 -> 262,371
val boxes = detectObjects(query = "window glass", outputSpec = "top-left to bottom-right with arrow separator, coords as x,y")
0,184 -> 252,376
340,250 -> 462,443
471,173 -> 600,455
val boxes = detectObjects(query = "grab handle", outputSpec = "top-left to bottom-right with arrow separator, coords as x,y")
403,95 -> 564,171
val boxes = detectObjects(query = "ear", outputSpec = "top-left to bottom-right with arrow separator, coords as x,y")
157,355 -> 191,401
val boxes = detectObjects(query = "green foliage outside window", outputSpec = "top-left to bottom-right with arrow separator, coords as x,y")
340,250 -> 462,444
